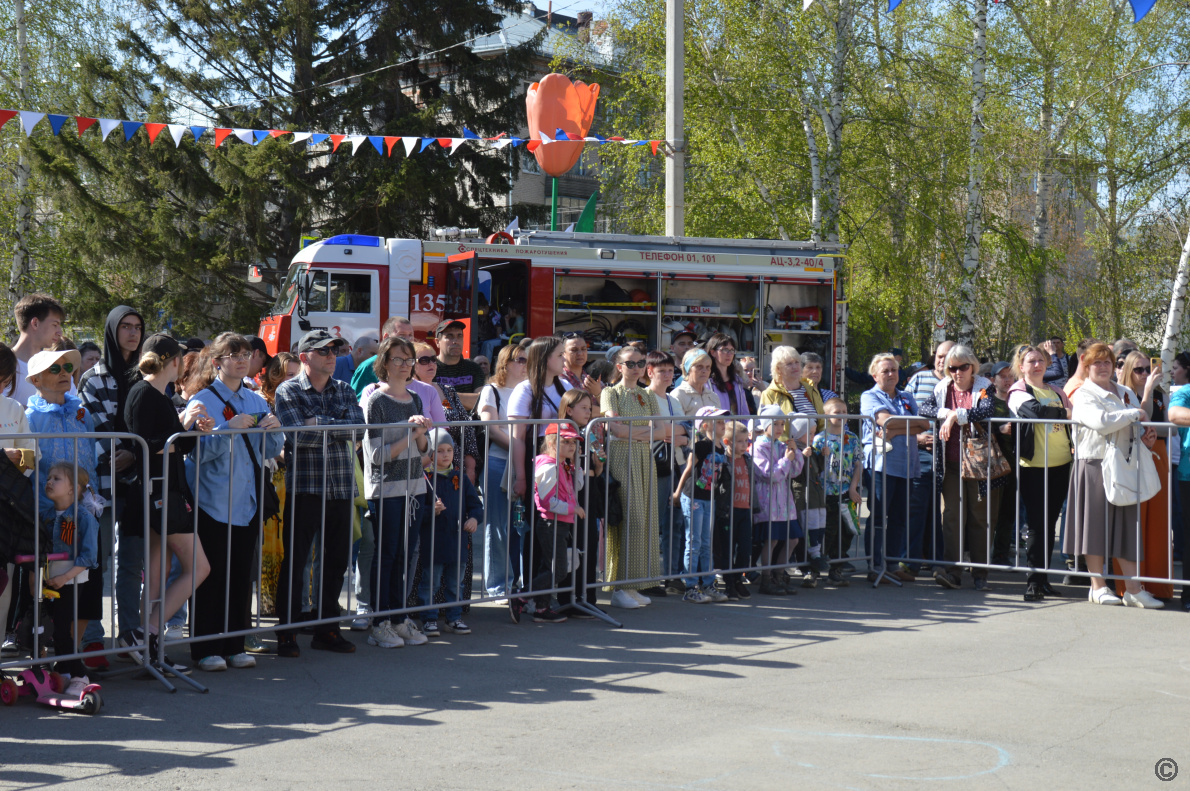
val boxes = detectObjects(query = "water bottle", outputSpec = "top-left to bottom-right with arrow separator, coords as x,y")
512,499 -> 528,537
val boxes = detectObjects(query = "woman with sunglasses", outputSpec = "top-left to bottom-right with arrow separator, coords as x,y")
706,333 -> 756,416
919,344 -> 1004,591
1113,351 -> 1173,600
600,346 -> 662,609
477,344 -> 529,597
1007,344 -> 1072,601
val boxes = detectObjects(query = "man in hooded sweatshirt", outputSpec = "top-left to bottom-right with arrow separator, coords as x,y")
79,305 -> 145,650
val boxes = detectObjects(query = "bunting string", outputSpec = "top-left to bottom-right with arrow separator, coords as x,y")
0,108 -> 669,157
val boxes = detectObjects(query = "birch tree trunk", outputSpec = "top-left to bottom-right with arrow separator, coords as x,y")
958,0 -> 987,347
820,0 -> 853,246
9,0 -> 32,319
1159,221 -> 1190,391
1029,68 -> 1054,339
803,104 -> 823,242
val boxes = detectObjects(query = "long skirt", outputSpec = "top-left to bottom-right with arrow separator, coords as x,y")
1063,458 -> 1139,563
603,439 -> 660,591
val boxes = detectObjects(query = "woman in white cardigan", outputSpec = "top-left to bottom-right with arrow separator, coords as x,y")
1066,342 -> 1163,608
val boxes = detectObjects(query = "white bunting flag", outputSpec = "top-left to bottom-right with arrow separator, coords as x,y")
401,137 -> 419,157
492,138 -> 513,150
99,118 -> 122,142
19,111 -> 45,137
167,124 -> 187,147
233,129 -> 254,145
349,134 -> 367,155
448,138 -> 466,154
290,132 -> 312,145
539,131 -> 553,143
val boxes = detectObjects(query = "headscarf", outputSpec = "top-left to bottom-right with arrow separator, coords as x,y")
101,305 -> 144,433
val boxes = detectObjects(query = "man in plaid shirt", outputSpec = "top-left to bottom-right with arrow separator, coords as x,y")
273,330 -> 365,657
903,340 -> 952,572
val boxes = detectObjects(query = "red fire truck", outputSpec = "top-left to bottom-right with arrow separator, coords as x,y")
258,230 -> 847,389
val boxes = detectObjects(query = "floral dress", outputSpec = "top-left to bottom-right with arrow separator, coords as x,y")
600,383 -> 661,591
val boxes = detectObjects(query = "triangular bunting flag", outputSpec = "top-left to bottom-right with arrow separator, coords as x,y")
526,140 -> 542,152
492,138 -> 513,150
402,137 -> 419,156
650,140 -> 660,156
214,128 -> 233,147
384,136 -> 399,156
418,138 -> 436,152
310,133 -> 329,145
145,123 -> 168,144
463,128 -> 481,139
538,131 -> 553,143
252,130 -> 271,143
367,135 -> 384,155
1128,0 -> 1156,21
269,129 -> 288,138
121,120 -> 143,141
76,117 -> 98,135
0,109 -> 17,132
230,129 -> 252,144
291,132 -> 313,145
804,0 -> 815,9
555,128 -> 570,141
509,137 -> 525,148
329,134 -> 346,152
448,138 -> 466,154
19,111 -> 45,137
47,115 -> 70,136
504,217 -> 519,233
436,137 -> 452,148
99,118 -> 122,141
564,222 -> 576,232
189,125 -> 207,142
348,135 -> 367,155
484,133 -> 507,141
632,140 -> 649,146
888,0 -> 902,10
168,124 -> 187,147
607,136 -> 625,142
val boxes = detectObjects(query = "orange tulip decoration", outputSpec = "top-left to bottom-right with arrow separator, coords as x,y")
526,74 -> 600,178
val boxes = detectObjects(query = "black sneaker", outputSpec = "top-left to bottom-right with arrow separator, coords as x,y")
734,580 -> 752,599
933,569 -> 960,589
311,631 -> 356,653
725,585 -> 741,601
148,633 -> 191,675
533,607 -> 568,623
828,567 -> 850,587
509,597 -> 526,624
565,606 -> 597,620
1023,583 -> 1044,602
641,585 -> 668,598
120,628 -> 147,666
276,635 -> 300,657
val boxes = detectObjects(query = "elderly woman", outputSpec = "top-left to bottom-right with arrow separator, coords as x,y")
1114,351 -> 1173,600
706,333 -> 755,415
1007,344 -> 1072,602
673,348 -> 720,416
761,346 -> 823,436
1068,342 -> 1162,608
600,345 -> 662,609
860,353 -> 929,584
919,344 -> 1004,591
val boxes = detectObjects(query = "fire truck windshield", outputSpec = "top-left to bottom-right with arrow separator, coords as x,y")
271,266 -> 302,315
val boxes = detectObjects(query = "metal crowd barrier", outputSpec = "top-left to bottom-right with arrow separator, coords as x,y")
0,431 -> 160,686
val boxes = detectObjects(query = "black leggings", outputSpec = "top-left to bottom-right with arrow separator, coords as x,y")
1018,463 -> 1071,585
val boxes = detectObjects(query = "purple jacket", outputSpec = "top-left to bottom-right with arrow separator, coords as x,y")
752,433 -> 803,524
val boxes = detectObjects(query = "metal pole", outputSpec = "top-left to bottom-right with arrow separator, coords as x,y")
664,0 -> 684,237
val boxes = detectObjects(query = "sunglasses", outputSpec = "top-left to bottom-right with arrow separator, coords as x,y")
620,359 -> 646,369
1116,358 -> 1128,368
947,363 -> 973,374
417,356 -> 438,366
512,357 -> 528,364
1132,366 -> 1151,375
562,332 -> 585,340
46,362 -> 75,375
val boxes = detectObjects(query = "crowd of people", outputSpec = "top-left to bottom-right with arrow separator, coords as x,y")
2,294 -> 1189,697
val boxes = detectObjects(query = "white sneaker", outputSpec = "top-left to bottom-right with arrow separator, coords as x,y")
164,623 -> 185,642
609,589 -> 640,609
1088,586 -> 1122,606
1123,590 -> 1165,609
351,604 -> 372,631
367,620 -> 404,648
394,618 -> 428,646
64,675 -> 90,697
627,590 -> 651,606
227,652 -> 257,669
197,655 -> 228,672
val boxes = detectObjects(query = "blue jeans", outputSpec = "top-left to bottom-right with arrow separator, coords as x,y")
483,457 -> 513,596
114,509 -> 144,640
658,474 -> 686,578
864,470 -> 910,572
418,562 -> 462,623
480,337 -> 504,362
369,496 -> 418,619
909,468 -> 942,570
680,495 -> 714,589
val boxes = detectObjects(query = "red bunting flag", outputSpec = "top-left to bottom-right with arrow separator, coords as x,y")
76,116 -> 97,135
145,123 -> 168,144
269,129 -> 288,138
0,109 -> 16,132
384,136 -> 399,156
329,134 -> 346,152
650,140 -> 660,156
213,128 -> 233,147
527,140 -> 541,152
436,137 -> 452,148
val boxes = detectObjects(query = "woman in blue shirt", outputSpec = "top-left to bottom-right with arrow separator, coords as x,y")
860,353 -> 929,584
186,333 -> 283,671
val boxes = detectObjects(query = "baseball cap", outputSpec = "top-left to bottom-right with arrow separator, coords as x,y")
545,423 -> 581,440
142,333 -> 183,363
245,335 -> 273,367
435,319 -> 466,336
672,329 -> 697,343
26,349 -> 83,382
989,361 -> 1012,378
296,329 -> 346,353
693,405 -> 729,433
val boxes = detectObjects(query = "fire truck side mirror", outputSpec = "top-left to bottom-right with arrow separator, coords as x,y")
296,271 -> 312,329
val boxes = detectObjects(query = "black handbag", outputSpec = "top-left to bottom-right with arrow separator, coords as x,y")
652,440 -> 673,478
206,388 -> 281,524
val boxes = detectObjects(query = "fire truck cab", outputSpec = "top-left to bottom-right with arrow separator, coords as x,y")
259,231 -> 846,389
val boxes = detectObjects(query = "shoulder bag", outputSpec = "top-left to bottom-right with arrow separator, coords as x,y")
207,388 -> 281,524
1102,423 -> 1160,507
958,394 -> 1012,481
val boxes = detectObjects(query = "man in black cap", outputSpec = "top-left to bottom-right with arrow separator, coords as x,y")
272,330 -> 365,657
244,335 -> 272,386
432,319 -> 485,410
